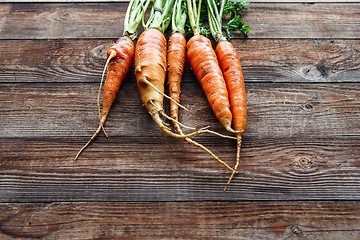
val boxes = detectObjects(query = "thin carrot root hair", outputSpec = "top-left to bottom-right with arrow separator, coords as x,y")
160,111 -> 196,130
140,77 -> 189,112
74,51 -> 117,161
150,108 -> 210,139
74,115 -> 107,161
175,121 -> 236,172
223,135 -> 242,191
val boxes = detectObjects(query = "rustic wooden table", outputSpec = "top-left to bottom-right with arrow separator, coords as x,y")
1,0 -> 359,239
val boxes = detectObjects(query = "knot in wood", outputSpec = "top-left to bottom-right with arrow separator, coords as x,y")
291,224 -> 303,235
299,64 -> 329,81
297,156 -> 313,168
91,44 -> 109,60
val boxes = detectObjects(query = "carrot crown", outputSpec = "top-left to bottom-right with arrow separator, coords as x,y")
145,0 -> 175,33
123,0 -> 151,40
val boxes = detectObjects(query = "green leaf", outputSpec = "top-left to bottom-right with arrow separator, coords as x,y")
224,1 -> 250,19
223,15 -> 251,39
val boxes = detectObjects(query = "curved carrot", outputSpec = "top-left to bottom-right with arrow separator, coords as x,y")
187,34 -> 233,133
74,36 -> 134,160
102,37 -> 135,123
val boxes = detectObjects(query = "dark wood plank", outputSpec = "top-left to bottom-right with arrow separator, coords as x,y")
0,134 -> 359,202
0,3 -> 359,39
0,201 -> 359,239
1,82 -> 359,138
1,39 -> 359,83
0,3 -> 128,39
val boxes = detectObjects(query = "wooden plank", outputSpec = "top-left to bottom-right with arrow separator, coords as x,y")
0,201 -> 359,239
0,3 -> 128,39
0,134 -> 359,202
0,82 -> 359,138
0,3 -> 359,39
1,39 -> 359,83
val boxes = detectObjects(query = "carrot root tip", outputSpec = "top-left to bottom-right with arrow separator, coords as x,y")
223,136 -> 243,191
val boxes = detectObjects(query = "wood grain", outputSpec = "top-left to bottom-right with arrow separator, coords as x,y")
1,39 -> 360,83
0,202 -> 359,239
0,135 -> 359,202
0,3 -> 359,39
1,82 -> 359,138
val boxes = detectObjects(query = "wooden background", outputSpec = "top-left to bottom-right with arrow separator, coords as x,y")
0,0 -> 359,239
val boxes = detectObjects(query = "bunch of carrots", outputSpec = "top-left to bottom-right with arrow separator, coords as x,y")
75,0 -> 250,191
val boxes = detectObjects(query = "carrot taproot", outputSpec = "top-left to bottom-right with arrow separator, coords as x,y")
74,0 -> 151,160
216,41 -> 247,136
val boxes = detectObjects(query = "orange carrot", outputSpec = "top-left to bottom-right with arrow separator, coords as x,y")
74,0 -> 150,160
168,32 -> 186,124
216,40 -> 247,191
187,34 -> 233,133
216,41 -> 247,136
134,0 -> 209,139
135,27 -> 205,138
74,36 -> 135,161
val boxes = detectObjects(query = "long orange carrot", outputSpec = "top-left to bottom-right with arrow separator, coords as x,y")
187,34 -> 233,134
168,32 -> 186,124
207,0 -> 249,190
216,40 -> 246,190
74,0 -> 150,160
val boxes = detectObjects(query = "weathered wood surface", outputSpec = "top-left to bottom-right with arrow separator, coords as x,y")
1,82 -> 360,138
1,39 -> 360,83
0,3 -> 360,39
0,201 -> 359,239
0,1 -> 360,239
1,136 -> 360,202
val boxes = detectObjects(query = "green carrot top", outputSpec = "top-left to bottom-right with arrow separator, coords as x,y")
145,0 -> 176,33
123,0 -> 152,40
